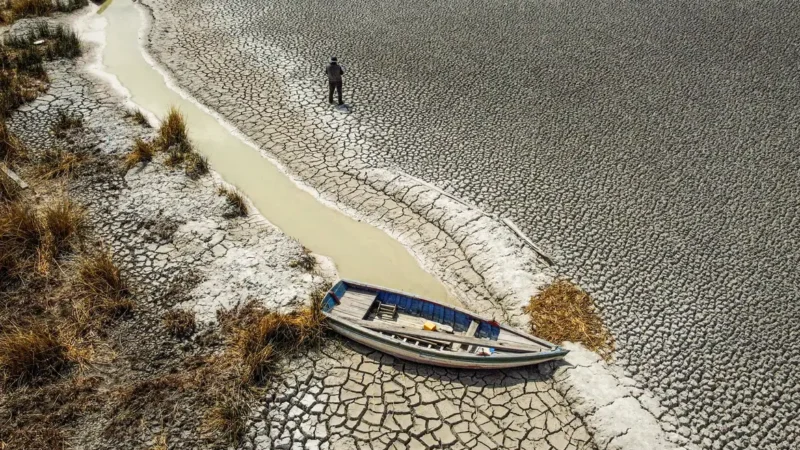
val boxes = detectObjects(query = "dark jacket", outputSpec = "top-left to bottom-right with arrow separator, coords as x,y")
325,62 -> 344,83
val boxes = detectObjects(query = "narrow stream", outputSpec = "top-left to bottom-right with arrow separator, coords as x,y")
97,0 -> 452,303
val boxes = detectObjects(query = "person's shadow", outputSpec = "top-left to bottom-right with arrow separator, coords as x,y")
334,104 -> 352,113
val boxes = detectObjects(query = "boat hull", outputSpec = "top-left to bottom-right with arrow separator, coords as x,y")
322,279 -> 568,369
327,315 -> 567,370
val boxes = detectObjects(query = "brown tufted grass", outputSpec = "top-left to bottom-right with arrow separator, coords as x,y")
102,290 -> 327,446
196,295 -> 326,446
37,148 -> 83,179
0,324 -> 72,388
289,246 -> 316,272
184,151 -> 208,180
0,24 -> 82,117
123,138 -> 155,171
9,0 -> 52,17
526,279 -> 615,359
0,68 -> 43,117
0,375 -> 103,449
156,107 -> 190,152
138,106 -> 210,180
129,109 -> 150,127
0,117 -> 24,162
73,251 -> 133,329
204,387 -> 248,445
221,291 -> 326,385
163,309 -> 196,339
42,197 -> 86,255
0,201 -> 47,282
0,173 -> 20,203
216,186 -> 248,218
4,0 -> 87,22
149,432 -> 168,450
0,197 -> 87,286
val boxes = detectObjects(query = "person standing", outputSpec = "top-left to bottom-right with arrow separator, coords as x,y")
325,56 -> 345,105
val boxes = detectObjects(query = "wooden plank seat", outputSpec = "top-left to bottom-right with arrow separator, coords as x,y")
377,302 -> 397,320
332,289 -> 377,321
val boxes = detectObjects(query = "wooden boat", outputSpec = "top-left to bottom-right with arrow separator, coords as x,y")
321,279 -> 568,369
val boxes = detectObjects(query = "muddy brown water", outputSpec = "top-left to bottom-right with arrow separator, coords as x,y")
98,0 -> 453,304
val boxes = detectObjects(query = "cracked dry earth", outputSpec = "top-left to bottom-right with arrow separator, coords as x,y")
138,0 -> 800,448
6,18 -> 596,450
253,340 -> 591,450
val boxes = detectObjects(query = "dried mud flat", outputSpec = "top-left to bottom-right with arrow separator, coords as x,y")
136,0 -> 800,449
0,9 -> 601,450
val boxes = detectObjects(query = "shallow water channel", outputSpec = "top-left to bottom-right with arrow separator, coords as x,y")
98,0 -> 452,303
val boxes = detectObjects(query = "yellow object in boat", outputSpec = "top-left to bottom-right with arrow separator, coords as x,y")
423,321 -> 437,331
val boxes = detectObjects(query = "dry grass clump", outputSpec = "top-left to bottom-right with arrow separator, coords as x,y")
204,388 -> 249,445
9,0 -> 52,18
102,291 -> 327,446
163,309 -> 196,339
221,295 -> 326,384
525,279 -> 615,359
151,107 -> 209,179
0,197 -> 86,285
37,148 -> 83,178
0,172 -> 20,202
43,24 -> 82,60
52,110 -> 83,138
42,197 -> 86,253
1,116 -> 25,162
74,251 -> 133,328
0,325 -> 72,388
106,373 -> 192,434
163,144 -> 189,167
184,151 -> 208,179
217,185 -> 248,218
3,426 -> 65,450
106,363 -> 246,446
156,107 -> 189,151
289,246 -> 315,271
0,24 -> 83,116
0,375 -> 102,449
107,361 -> 248,447
123,138 -> 155,171
0,201 -> 48,281
125,108 -> 150,127
3,23 -> 82,61
0,64 -> 45,117
3,0 -> 87,23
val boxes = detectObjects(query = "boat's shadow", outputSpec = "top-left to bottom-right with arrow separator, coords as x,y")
336,336 -> 570,386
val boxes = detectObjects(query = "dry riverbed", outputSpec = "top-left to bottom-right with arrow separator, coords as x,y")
0,8 -> 604,450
